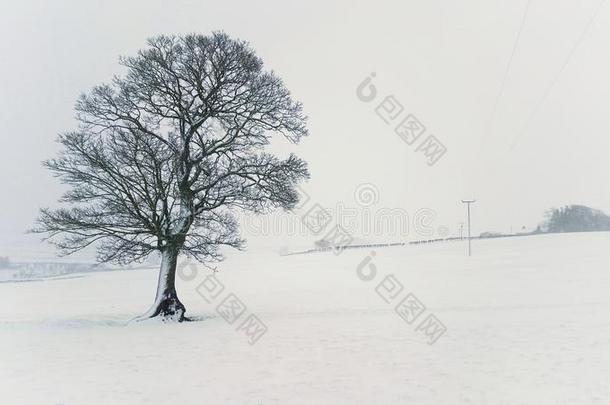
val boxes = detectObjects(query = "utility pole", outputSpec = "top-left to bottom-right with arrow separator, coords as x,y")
459,222 -> 464,240
461,200 -> 476,256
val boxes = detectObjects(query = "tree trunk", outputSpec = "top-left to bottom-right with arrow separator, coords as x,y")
136,247 -> 186,322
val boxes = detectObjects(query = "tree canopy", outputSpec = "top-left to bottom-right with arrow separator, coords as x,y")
34,32 -> 310,320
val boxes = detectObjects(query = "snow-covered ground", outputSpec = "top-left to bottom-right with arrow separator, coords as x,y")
1,232 -> 610,404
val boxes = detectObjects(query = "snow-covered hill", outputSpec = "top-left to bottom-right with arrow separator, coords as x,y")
1,232 -> 609,404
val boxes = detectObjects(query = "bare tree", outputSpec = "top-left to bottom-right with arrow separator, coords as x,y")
34,32 -> 309,321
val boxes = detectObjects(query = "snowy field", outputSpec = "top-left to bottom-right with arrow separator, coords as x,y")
1,232 -> 610,404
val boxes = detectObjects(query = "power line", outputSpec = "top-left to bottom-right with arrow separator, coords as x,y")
469,0 -> 532,193
481,0 -> 533,149
510,0 -> 606,150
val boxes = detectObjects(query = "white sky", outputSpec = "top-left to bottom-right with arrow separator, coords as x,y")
1,0 -> 609,259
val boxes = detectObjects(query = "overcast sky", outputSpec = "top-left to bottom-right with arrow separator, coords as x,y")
1,0 -> 609,260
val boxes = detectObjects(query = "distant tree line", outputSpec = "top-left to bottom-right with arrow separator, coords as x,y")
536,205 -> 610,234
